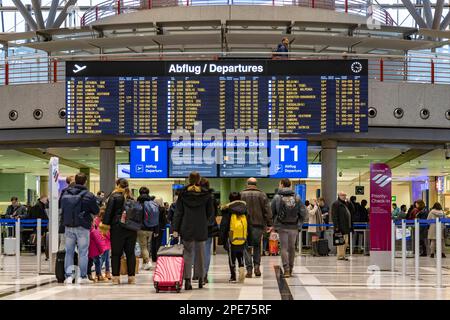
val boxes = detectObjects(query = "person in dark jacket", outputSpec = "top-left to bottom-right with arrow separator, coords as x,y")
414,199 -> 429,256
58,175 -> 75,235
271,178 -> 307,278
100,178 -> 137,285
332,191 -> 352,261
172,171 -> 214,290
28,195 -> 50,259
60,172 -> 99,284
240,177 -> 272,278
5,196 -> 28,219
220,192 -> 248,283
150,197 -> 167,263
136,187 -> 156,271
200,178 -> 219,284
274,37 -> 289,59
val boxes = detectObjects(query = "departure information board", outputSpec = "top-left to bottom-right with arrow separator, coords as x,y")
66,60 -> 368,135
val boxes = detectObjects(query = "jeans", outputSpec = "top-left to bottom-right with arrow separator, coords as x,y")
137,230 -> 153,264
101,249 -> 111,272
204,237 -> 213,275
64,226 -> 90,279
88,256 -> 102,276
279,228 -> 298,272
244,225 -> 264,271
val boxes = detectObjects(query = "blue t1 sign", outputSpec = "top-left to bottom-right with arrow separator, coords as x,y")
269,140 -> 308,178
130,141 -> 168,178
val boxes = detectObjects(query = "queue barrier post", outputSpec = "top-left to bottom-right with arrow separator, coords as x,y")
349,231 -> 353,257
15,219 -> 20,279
299,229 -> 302,256
401,219 -> 406,277
391,220 -> 395,272
436,218 -> 443,288
37,219 -> 42,274
414,218 -> 419,281
0,220 -> 3,271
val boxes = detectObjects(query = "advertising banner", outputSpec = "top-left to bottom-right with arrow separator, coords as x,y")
48,157 -> 60,271
369,163 -> 392,269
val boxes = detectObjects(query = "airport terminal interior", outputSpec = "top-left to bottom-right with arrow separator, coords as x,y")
0,0 -> 449,301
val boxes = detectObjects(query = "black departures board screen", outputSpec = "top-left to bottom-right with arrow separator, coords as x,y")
65,60 -> 368,135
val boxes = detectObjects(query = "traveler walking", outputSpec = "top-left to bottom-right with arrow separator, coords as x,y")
101,178 -> 140,285
200,178 -> 220,284
87,219 -> 106,282
332,191 -> 352,261
172,172 -> 214,290
240,177 -> 272,278
413,200 -> 428,256
271,179 -> 306,277
151,197 -> 167,262
94,207 -> 111,280
60,172 -> 99,284
220,192 -> 248,283
137,187 -> 159,270
5,196 -> 28,219
307,199 -> 324,257
427,202 -> 446,258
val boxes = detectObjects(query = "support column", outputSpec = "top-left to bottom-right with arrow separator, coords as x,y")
39,176 -> 49,196
429,176 -> 438,206
220,179 -> 231,204
321,140 -> 337,207
80,167 -> 91,190
100,141 -> 116,195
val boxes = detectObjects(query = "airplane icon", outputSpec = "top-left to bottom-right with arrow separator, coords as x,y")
73,64 -> 87,74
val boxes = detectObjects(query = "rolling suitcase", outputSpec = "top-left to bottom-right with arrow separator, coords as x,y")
4,238 -> 16,255
55,250 -> 78,283
153,239 -> 184,293
317,239 -> 329,256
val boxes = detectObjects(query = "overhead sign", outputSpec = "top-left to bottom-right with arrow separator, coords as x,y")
130,141 -> 168,178
269,140 -> 308,178
370,163 -> 392,270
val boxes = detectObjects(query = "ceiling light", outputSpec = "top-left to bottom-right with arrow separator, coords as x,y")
71,148 -> 80,151
117,150 -> 124,153
33,159 -> 42,162
337,150 -> 343,153
347,156 -> 356,159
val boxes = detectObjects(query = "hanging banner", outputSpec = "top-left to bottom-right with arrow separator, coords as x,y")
48,157 -> 60,259
369,163 -> 392,270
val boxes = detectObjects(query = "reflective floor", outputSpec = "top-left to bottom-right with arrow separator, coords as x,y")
1,253 -> 450,300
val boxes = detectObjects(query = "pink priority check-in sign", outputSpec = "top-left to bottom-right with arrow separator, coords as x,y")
370,163 -> 392,251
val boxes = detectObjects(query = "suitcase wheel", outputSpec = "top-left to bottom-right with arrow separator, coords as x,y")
175,282 -> 181,293
154,282 -> 159,293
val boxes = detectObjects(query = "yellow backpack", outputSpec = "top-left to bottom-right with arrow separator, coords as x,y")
229,213 -> 247,246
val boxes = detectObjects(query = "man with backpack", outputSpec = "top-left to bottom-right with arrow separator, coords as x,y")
60,172 -> 99,284
137,187 -> 159,270
240,177 -> 272,278
271,178 -> 307,278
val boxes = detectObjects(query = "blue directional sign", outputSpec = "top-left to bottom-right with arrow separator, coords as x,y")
130,140 -> 168,178
269,140 -> 308,178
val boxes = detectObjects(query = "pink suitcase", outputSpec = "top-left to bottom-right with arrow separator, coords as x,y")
153,239 -> 184,293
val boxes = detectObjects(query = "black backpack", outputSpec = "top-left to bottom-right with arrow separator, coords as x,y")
278,195 -> 299,225
119,199 -> 144,232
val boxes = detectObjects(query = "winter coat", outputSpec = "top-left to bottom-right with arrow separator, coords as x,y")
240,185 -> 272,228
271,188 -> 306,230
308,205 -> 324,233
427,209 -> 445,240
103,191 -> 126,226
331,198 -> 353,235
89,223 -> 106,259
60,185 -> 99,230
219,200 -> 248,252
172,185 -> 214,242
94,216 -> 110,250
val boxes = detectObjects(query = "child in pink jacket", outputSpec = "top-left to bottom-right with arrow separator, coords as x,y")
88,218 -> 106,282
95,207 -> 111,280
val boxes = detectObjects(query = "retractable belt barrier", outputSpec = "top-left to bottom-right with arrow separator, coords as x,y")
0,219 -> 49,276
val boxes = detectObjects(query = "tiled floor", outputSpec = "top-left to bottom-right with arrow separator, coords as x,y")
1,253 -> 450,300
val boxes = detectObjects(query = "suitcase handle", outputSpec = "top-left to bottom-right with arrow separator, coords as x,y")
165,234 -> 181,247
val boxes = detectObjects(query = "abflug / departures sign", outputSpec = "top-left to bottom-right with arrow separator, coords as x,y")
65,59 -> 368,135
168,63 -> 264,75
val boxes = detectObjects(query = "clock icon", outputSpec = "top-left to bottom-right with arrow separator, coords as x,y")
351,62 -> 363,73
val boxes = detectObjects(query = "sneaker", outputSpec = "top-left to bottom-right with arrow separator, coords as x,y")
112,276 -> 120,285
282,270 -> 290,278
77,277 -> 93,285
238,267 -> 245,283
143,262 -> 152,270
229,274 -> 237,283
64,276 -> 74,285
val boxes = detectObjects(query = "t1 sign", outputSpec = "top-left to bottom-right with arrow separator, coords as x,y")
130,141 -> 168,178
269,140 -> 308,178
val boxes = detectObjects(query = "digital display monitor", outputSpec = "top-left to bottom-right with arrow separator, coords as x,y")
66,60 -> 368,135
308,164 -> 322,178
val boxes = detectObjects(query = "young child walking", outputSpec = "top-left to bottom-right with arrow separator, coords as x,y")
88,214 -> 107,282
220,192 -> 248,283
94,207 -> 111,280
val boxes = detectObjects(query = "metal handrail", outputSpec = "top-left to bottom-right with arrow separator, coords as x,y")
0,51 -> 449,86
80,0 -> 396,27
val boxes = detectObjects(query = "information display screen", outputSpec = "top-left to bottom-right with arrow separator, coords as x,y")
66,60 -> 368,135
